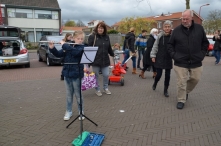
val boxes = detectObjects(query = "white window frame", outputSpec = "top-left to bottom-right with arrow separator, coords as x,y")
158,22 -> 162,28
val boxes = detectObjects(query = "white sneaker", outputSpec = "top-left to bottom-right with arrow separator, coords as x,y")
104,89 -> 111,95
63,111 -> 72,121
78,111 -> 85,120
78,115 -> 85,120
95,90 -> 102,96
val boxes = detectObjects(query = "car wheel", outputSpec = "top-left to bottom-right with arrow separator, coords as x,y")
46,56 -> 53,66
38,53 -> 43,62
24,63 -> 30,68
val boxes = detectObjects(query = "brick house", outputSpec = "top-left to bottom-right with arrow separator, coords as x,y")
0,0 -> 61,42
112,11 -> 203,33
146,11 -> 203,31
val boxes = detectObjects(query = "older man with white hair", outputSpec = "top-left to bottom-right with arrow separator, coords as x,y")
167,9 -> 209,109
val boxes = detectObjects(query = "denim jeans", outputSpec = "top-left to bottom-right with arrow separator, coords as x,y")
64,77 -> 83,113
92,66 -> 109,91
155,68 -> 171,86
137,49 -> 145,68
213,50 -> 221,63
122,49 -> 136,68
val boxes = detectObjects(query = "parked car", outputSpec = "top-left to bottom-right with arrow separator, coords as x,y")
207,38 -> 214,56
0,25 -> 30,68
37,36 -> 64,66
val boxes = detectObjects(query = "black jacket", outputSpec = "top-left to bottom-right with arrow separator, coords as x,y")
88,33 -> 114,67
154,34 -> 172,69
143,34 -> 155,66
167,21 -> 209,68
213,34 -> 221,51
124,32 -> 136,53
50,44 -> 84,78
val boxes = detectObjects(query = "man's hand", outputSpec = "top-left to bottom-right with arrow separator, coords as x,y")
152,58 -> 156,62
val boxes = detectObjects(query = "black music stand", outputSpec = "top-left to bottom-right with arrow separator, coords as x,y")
66,46 -> 98,137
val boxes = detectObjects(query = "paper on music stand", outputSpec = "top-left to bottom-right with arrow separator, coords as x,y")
80,47 -> 98,64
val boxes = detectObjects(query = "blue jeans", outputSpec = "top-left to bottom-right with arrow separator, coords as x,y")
137,49 -> 145,68
92,66 -> 109,91
64,77 -> 83,113
122,49 -> 136,68
213,50 -> 220,63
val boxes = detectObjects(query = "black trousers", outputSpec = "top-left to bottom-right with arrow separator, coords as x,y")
155,68 -> 171,86
142,64 -> 156,72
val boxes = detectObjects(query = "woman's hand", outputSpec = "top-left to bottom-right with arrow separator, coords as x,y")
83,68 -> 88,73
48,41 -> 54,49
152,58 -> 156,62
60,40 -> 65,45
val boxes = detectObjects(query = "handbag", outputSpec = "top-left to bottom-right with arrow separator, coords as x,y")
81,72 -> 98,91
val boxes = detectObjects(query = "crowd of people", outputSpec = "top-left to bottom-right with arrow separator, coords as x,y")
49,9 -> 221,121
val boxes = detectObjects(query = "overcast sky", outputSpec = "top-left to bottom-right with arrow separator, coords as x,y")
57,0 -> 221,26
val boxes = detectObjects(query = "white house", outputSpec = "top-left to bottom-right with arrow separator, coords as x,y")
0,0 -> 61,42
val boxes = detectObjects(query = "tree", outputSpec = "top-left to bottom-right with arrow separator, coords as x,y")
65,20 -> 76,27
76,20 -> 86,27
202,10 -> 221,34
118,17 -> 156,36
107,29 -> 119,34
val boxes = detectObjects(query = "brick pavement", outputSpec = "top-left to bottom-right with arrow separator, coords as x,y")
0,53 -> 221,146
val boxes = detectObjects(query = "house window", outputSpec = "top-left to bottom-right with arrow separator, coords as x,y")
7,8 -> 32,18
52,11 -> 58,19
34,10 -> 58,19
158,22 -> 162,28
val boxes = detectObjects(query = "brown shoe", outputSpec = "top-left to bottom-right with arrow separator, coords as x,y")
132,68 -> 137,74
139,71 -> 146,79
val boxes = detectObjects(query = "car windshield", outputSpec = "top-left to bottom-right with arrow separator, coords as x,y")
0,28 -> 19,37
208,39 -> 215,45
47,36 -> 64,50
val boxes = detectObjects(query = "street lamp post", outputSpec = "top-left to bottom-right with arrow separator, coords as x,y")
199,4 -> 209,24
199,4 -> 210,24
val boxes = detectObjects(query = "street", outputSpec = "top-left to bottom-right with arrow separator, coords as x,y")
0,53 -> 221,146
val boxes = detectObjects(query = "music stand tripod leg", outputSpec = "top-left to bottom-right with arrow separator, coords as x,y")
66,59 -> 98,131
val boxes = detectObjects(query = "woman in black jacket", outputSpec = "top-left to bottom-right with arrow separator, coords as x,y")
150,21 -> 173,97
88,22 -> 114,97
139,28 -> 158,79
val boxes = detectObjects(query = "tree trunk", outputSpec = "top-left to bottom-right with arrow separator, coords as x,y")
186,0 -> 190,9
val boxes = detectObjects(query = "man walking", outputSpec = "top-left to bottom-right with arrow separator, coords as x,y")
135,30 -> 147,70
167,9 -> 209,109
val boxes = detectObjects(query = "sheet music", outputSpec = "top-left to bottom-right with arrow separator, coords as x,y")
80,47 -> 98,64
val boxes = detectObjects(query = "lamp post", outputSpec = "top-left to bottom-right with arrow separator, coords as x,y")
199,4 -> 210,24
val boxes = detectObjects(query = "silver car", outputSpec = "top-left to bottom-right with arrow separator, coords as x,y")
0,25 -> 30,68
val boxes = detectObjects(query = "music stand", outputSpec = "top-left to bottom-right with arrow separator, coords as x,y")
66,46 -> 98,137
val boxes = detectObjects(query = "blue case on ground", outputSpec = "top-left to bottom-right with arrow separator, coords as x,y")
82,132 -> 105,146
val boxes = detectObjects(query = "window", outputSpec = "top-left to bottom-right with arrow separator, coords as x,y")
158,22 -> 162,28
34,10 -> 58,19
7,8 -> 32,18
